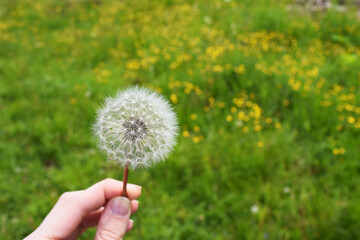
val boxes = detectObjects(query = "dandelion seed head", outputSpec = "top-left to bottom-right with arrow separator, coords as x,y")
94,86 -> 178,169
251,205 -> 259,214
283,186 -> 291,193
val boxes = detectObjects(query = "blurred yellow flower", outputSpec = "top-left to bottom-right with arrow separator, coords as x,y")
182,131 -> 190,137
333,148 -> 345,155
126,59 -> 140,70
170,93 -> 178,104
226,115 -> 233,122
70,97 -> 77,105
213,65 -> 224,72
184,88 -> 191,94
348,116 -> 355,124
254,125 -> 262,132
234,64 -> 245,74
238,111 -> 245,119
283,99 -> 290,107
192,136 -> 201,143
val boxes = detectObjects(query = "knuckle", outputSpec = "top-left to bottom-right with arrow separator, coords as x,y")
59,192 -> 73,202
97,228 -> 123,240
102,178 -> 116,185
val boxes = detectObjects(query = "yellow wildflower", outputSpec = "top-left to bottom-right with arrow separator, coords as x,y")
234,64 -> 245,74
192,136 -> 201,143
226,115 -> 233,122
182,131 -> 190,137
70,97 -> 77,105
254,125 -> 262,132
170,93 -> 178,104
283,99 -> 290,107
348,116 -> 355,124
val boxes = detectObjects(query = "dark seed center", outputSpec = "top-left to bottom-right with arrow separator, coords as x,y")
122,117 -> 148,141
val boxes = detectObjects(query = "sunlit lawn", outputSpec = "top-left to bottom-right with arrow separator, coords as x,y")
1,0 -> 360,239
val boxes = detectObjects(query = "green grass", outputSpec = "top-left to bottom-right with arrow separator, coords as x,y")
1,0 -> 360,239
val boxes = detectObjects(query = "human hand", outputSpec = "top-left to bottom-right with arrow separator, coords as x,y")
24,178 -> 142,240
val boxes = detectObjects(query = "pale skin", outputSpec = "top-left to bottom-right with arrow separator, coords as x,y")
24,178 -> 142,240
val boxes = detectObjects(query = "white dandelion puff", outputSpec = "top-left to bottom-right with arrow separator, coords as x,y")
283,186 -> 291,193
251,205 -> 259,214
93,86 -> 179,170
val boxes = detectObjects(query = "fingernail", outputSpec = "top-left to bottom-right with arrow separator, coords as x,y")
129,219 -> 134,228
110,197 -> 131,217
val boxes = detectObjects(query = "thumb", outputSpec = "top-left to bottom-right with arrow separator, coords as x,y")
95,197 -> 131,240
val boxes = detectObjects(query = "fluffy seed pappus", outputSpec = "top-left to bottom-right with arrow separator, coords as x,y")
93,86 -> 179,169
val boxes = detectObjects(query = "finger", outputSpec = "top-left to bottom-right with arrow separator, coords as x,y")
46,178 -> 140,223
77,178 -> 141,213
36,179 -> 141,239
80,208 -> 105,229
47,191 -> 84,216
64,210 -> 136,240
81,200 -> 139,229
126,220 -> 134,232
95,197 -> 131,240
131,200 -> 139,214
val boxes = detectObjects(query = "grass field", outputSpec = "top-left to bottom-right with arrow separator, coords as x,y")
1,0 -> 360,239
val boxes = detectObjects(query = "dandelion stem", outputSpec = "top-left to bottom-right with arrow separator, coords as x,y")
122,162 -> 129,198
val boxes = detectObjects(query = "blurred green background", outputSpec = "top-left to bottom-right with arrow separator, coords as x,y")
1,0 -> 360,239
